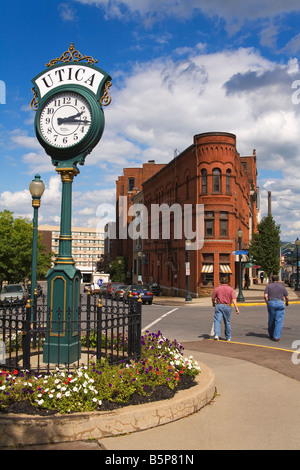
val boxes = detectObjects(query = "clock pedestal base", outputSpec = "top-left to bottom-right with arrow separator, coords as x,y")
43,263 -> 82,365
43,167 -> 82,365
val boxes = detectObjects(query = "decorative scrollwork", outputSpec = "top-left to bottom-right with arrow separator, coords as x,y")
46,43 -> 98,68
30,87 -> 39,111
100,80 -> 112,106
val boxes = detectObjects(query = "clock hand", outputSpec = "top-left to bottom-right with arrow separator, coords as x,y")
63,119 -> 91,124
57,112 -> 84,125
67,111 -> 84,120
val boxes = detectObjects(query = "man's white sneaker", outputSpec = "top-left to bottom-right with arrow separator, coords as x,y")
214,336 -> 219,340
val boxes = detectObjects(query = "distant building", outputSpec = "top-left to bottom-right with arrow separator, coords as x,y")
113,160 -> 166,281
39,225 -> 104,283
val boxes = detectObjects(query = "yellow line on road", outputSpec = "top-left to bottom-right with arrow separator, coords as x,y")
207,338 -> 295,353
237,301 -> 300,306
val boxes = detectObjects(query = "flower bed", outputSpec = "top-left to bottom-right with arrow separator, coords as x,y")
0,331 -> 200,415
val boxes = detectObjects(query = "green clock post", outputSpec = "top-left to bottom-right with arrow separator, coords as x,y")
31,44 -> 111,364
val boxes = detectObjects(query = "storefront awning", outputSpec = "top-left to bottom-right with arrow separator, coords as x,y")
234,254 -> 249,263
201,264 -> 213,273
220,264 -> 232,274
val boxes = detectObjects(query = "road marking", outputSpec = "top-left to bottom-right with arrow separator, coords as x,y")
206,338 -> 296,353
142,308 -> 179,332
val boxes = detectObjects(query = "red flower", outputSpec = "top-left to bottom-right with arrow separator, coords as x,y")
13,370 -> 18,375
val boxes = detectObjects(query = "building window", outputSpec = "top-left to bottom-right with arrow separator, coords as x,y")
201,169 -> 207,194
219,211 -> 229,237
128,177 -> 135,192
205,211 -> 214,237
212,168 -> 221,193
226,169 -> 231,194
186,174 -> 190,199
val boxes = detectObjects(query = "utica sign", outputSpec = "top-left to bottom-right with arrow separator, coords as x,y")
35,64 -> 105,98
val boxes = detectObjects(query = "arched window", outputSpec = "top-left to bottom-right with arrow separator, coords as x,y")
212,168 -> 221,193
226,169 -> 231,194
201,169 -> 207,194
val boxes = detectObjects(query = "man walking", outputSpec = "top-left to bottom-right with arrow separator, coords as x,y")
264,275 -> 289,341
211,276 -> 239,341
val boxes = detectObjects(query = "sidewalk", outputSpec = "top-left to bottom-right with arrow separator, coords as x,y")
152,282 -> 300,307
10,346 -> 300,450
2,282 -> 300,451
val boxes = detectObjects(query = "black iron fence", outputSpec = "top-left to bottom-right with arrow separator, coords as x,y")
0,292 -> 142,374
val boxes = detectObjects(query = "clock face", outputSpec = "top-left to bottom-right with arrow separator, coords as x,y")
39,91 -> 92,148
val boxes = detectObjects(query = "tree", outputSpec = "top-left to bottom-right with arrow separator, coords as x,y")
0,210 -> 52,287
249,215 -> 281,278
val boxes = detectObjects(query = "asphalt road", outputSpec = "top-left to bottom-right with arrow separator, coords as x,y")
141,303 -> 299,348
141,302 -> 300,382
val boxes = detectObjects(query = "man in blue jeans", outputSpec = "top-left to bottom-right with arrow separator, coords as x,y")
264,275 -> 289,341
212,276 -> 239,341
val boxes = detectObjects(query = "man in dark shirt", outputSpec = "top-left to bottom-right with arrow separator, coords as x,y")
264,275 -> 289,341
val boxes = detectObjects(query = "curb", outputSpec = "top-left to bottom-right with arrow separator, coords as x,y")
0,362 -> 215,448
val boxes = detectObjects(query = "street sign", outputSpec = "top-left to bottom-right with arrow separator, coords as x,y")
232,250 -> 248,255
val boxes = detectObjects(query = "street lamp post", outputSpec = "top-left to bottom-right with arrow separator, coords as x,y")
185,239 -> 192,302
137,251 -> 142,283
29,174 -> 45,316
118,258 -> 122,282
237,227 -> 245,302
295,238 -> 300,291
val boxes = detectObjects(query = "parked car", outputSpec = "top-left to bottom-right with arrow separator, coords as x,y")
104,282 -> 121,298
0,284 -> 28,305
113,284 -> 127,300
123,284 -> 153,304
26,282 -> 43,297
99,282 -> 108,296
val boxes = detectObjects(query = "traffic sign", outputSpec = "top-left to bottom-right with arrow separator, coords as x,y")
232,250 -> 248,255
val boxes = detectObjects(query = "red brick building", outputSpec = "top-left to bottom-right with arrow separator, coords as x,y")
141,132 -> 258,295
114,160 -> 166,279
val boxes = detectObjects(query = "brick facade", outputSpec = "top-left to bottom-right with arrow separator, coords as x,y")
141,132 -> 258,295
114,160 -> 166,278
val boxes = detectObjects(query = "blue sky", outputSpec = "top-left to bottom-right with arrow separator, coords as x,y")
1,0 -> 300,240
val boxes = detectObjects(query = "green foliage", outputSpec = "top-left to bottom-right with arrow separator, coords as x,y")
95,255 -> 126,282
0,210 -> 52,286
249,216 -> 281,277
0,332 -> 201,414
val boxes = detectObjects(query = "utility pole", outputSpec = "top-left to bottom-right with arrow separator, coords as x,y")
268,191 -> 272,217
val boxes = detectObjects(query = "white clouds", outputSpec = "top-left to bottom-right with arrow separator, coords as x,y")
58,3 -> 78,22
3,43 -> 300,239
73,0 -> 300,25
101,46 -> 300,239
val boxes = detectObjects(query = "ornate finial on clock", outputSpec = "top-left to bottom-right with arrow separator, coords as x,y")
45,43 -> 98,68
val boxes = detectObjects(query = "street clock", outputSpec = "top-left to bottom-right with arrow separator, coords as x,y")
31,43 -> 111,168
30,44 -> 112,364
